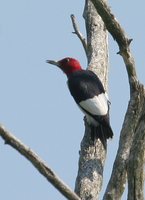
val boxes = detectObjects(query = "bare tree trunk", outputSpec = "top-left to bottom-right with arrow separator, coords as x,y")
75,0 -> 109,199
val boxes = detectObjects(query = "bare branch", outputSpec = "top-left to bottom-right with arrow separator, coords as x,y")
90,0 -> 137,92
70,14 -> 87,56
127,86 -> 145,200
103,85 -> 145,199
0,125 -> 80,200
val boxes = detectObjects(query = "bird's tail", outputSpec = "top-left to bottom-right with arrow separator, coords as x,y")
90,125 -> 113,149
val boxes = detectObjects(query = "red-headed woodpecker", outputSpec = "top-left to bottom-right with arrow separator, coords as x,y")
46,57 -> 113,148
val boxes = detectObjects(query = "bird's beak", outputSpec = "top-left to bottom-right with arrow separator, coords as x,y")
46,60 -> 60,67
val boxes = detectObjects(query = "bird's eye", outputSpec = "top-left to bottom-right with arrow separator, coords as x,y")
66,58 -> 70,62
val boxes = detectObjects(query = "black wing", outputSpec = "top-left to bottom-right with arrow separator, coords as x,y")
68,70 -> 105,103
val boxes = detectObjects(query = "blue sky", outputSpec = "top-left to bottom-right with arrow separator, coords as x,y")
0,1 -> 145,199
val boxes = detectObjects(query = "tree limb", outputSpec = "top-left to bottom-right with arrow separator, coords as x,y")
90,0 -> 137,90
0,125 -> 80,200
127,86 -> 145,200
70,14 -> 88,56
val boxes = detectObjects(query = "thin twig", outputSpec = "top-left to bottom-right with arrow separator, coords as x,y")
0,124 -> 80,200
70,14 -> 87,56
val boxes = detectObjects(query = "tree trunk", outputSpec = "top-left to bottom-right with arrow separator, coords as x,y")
75,0 -> 109,199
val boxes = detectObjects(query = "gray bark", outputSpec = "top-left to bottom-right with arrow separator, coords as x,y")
75,0 -> 109,199
84,0 -> 109,88
127,85 -> 145,200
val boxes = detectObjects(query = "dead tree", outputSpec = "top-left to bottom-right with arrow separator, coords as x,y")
0,0 -> 145,200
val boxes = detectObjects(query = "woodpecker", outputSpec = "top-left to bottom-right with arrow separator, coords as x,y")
46,57 -> 113,148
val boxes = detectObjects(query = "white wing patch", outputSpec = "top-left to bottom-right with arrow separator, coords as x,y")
79,93 -> 109,116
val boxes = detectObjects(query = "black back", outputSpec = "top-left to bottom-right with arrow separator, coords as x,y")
68,70 -> 105,103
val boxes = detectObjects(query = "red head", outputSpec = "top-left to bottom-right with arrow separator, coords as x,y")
46,57 -> 82,77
